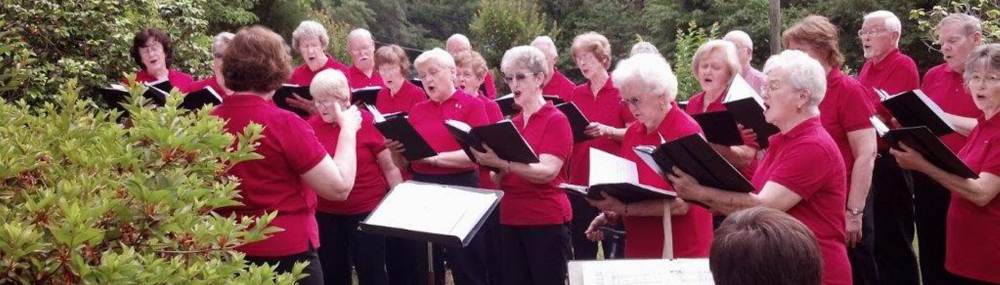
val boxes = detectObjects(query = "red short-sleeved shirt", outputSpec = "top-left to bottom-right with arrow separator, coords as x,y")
289,54 -> 351,86
820,69 -> 875,177
131,68 -> 195,92
543,70 -> 577,101
947,114 -> 1000,283
409,89 -> 489,174
498,102 -> 574,225
858,49 -> 921,151
308,111 -> 389,215
753,117 -> 851,285
210,95 -> 328,257
565,78 -> 636,185
474,93 -> 505,189
922,63 -> 983,152
685,91 -> 760,180
619,103 -> 714,259
483,72 -> 498,99
375,80 -> 427,114
348,65 -> 385,90
184,76 -> 231,97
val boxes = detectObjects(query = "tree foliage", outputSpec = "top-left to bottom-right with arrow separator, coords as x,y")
673,21 -> 720,100
910,0 -> 1000,49
470,0 -> 559,93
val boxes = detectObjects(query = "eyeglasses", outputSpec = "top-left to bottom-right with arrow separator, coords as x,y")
857,29 -> 887,38
140,44 -> 164,54
621,96 -> 643,107
967,73 -> 1000,85
503,72 -> 537,84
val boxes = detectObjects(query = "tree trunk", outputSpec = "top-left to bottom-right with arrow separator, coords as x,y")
769,0 -> 782,54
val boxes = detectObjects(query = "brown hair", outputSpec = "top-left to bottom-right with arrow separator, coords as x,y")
130,27 -> 174,69
374,45 -> 411,76
710,207 -> 823,285
571,32 -> 613,69
222,26 -> 291,93
453,50 -> 489,79
782,15 -> 845,68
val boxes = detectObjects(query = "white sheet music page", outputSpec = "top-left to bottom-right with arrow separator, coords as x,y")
578,259 -> 714,285
364,182 -> 496,237
588,148 -> 640,186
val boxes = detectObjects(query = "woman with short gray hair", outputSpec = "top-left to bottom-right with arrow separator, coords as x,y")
287,21 -> 352,115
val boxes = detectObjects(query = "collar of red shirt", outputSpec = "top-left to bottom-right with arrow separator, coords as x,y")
430,89 -> 467,106
223,94 -> 271,107
772,116 -> 823,144
977,112 -> 1000,127
869,49 -> 901,70
586,76 -> 617,95
515,100 -> 557,125
635,101 -> 683,135
350,65 -> 373,79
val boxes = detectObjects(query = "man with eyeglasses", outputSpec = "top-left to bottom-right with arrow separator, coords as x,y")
855,10 -> 921,285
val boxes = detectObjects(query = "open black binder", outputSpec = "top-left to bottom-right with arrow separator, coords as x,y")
871,116 -> 977,178
368,105 -> 438,161
633,134 -> 756,195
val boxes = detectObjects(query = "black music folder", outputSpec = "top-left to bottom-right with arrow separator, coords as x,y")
98,80 -> 171,111
560,148 -> 678,204
691,111 -> 744,146
633,134 -> 755,195
351,86 -> 382,106
409,78 -> 424,89
444,119 -> 539,172
273,84 -> 313,117
556,102 -> 596,143
495,94 -> 567,117
879,89 -> 956,136
368,105 -> 437,161
180,85 -> 223,110
360,181 -> 504,247
871,117 -> 977,178
722,75 -> 779,148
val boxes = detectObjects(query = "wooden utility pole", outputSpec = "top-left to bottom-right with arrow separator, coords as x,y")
770,0 -> 782,54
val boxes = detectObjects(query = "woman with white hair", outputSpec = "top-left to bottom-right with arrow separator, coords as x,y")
471,45 -> 574,285
287,21 -> 352,115
307,69 -> 400,285
669,50 -> 852,285
384,48 -> 490,285
184,32 -> 235,95
685,40 -> 759,181
582,53 -> 713,259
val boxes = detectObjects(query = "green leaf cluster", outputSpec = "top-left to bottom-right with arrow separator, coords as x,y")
470,0 -> 560,94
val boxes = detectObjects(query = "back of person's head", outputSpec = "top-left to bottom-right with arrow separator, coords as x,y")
710,207 -> 823,285
223,26 -> 291,93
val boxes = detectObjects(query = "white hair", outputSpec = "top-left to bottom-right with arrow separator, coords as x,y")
629,41 -> 660,57
501,46 -> 549,79
347,28 -> 374,43
612,53 -> 678,101
447,34 -> 471,47
414,48 -> 456,70
530,36 -> 558,58
211,32 -> 235,56
723,30 -> 754,50
762,50 -> 827,108
692,40 -> 743,80
865,10 -> 902,34
310,69 -> 350,100
291,21 -> 330,52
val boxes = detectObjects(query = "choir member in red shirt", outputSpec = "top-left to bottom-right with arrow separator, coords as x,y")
287,21 -> 352,115
470,45 -> 574,285
855,10 -> 921,285
530,36 -> 576,100
584,53 -> 714,259
384,48 -> 490,285
671,50 -> 852,285
373,45 -> 426,114
308,69 -> 401,285
565,32 -> 636,260
211,26 -> 363,285
892,43 -> 1000,285
127,27 -> 194,91
914,13 -> 985,285
447,34 -> 497,99
783,16 -> 877,285
346,28 -> 385,90
185,32 -> 234,96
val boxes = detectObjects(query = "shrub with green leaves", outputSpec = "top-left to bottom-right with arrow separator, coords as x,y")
470,0 -> 560,94
0,79 -> 307,284
673,21 -> 720,101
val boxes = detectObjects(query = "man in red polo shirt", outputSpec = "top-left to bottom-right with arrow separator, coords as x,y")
447,34 -> 498,99
531,36 -> 577,100
855,10 -> 921,285
346,28 -> 385,90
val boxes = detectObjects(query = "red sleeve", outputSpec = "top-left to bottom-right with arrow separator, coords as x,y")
767,142 -> 838,199
277,115 -> 329,174
839,83 -> 875,133
538,113 -> 574,161
484,72 -> 498,99
169,70 -> 195,92
361,113 -> 387,154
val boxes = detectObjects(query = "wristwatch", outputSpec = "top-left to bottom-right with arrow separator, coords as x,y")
846,207 -> 863,216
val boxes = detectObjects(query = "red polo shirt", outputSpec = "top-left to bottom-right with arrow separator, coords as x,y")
565,78 -> 636,185
543,69 -> 576,100
948,114 -> 1000,283
409,89 -> 489,174
474,93 -> 505,189
289,54 -> 351,86
498,101 -> 574,225
921,63 -> 983,152
820,69 -> 875,178
348,65 -> 385,90
211,94 -> 327,257
308,111 -> 388,215
858,49 -> 921,151
753,117 -> 851,285
375,80 -> 427,114
132,68 -> 194,92
685,91 -> 759,180
619,102 -> 714,258
483,72 -> 498,99
184,76 -> 231,97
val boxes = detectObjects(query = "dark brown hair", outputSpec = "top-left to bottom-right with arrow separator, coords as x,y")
782,15 -> 845,68
374,44 -> 411,76
130,27 -> 173,69
222,26 -> 292,93
710,207 -> 823,285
